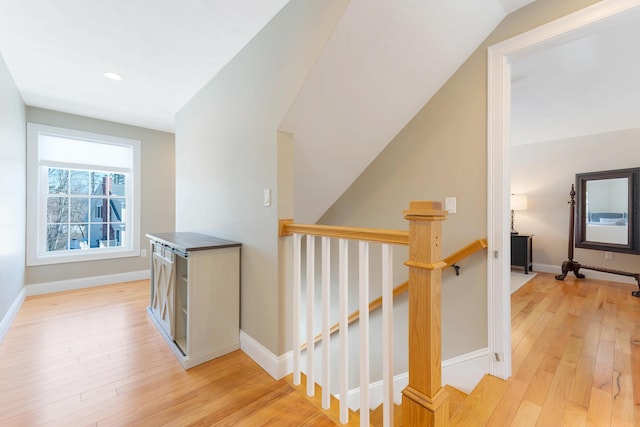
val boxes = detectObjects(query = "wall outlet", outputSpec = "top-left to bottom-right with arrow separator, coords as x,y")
141,249 -> 147,258
604,251 -> 613,260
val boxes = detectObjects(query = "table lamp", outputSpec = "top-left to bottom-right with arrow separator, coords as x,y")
510,194 -> 528,235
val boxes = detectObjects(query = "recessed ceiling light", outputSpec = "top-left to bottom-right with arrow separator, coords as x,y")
103,72 -> 122,81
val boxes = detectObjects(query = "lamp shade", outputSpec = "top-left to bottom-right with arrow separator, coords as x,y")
511,194 -> 528,211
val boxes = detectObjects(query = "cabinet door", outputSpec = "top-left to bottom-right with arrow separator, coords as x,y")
151,251 -> 176,339
511,237 -> 525,266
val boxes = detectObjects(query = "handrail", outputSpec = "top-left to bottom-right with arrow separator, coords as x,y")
279,219 -> 408,245
300,281 -> 409,352
444,238 -> 488,267
299,238 -> 488,351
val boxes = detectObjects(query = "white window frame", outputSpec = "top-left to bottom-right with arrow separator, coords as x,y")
27,123 -> 141,266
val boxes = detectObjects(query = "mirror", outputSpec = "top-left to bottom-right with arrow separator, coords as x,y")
575,167 -> 640,254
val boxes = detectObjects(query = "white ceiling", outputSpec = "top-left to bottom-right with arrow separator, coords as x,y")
0,0 -> 289,132
511,6 -> 640,146
0,0 -> 546,223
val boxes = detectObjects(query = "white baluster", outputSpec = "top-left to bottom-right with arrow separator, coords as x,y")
293,233 -> 302,386
382,244 -> 394,427
306,235 -> 315,397
321,236 -> 331,409
339,238 -> 349,424
359,241 -> 370,426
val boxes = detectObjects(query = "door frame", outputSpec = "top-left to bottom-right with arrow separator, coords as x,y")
486,0 -> 640,379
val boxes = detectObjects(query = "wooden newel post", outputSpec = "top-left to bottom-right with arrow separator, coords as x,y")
402,200 -> 449,426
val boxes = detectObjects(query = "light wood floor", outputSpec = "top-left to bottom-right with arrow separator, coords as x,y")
488,272 -> 640,426
0,281 -> 334,426
1,273 -> 638,426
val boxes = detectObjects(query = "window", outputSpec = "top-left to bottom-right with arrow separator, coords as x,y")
27,123 -> 141,265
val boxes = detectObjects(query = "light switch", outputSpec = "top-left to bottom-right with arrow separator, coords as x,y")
445,197 -> 456,214
263,189 -> 271,207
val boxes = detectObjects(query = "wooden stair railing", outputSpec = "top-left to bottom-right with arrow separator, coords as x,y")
402,201 -> 448,426
300,238 -> 488,352
279,220 -> 409,244
281,200 -> 456,426
281,220 -> 412,424
368,385 -> 469,427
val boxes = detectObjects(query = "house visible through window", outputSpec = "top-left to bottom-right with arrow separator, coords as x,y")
27,123 -> 141,266
47,168 -> 127,251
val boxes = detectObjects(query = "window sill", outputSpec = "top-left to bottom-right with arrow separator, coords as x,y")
26,247 -> 140,266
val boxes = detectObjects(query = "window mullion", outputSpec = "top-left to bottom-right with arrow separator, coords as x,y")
67,183 -> 71,252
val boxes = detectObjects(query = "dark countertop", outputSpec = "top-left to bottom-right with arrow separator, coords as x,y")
146,232 -> 241,253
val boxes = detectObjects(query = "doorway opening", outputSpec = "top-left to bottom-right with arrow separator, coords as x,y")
486,0 -> 640,380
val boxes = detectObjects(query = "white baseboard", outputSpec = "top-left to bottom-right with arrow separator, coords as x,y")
25,270 -> 150,296
442,347 -> 490,394
238,331 -> 490,407
340,348 -> 491,411
341,372 -> 408,411
535,262 -> 638,285
0,287 -> 26,344
239,330 -> 291,380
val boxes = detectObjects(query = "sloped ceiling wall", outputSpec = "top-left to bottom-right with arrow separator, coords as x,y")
280,0 -> 532,223
0,0 -> 291,132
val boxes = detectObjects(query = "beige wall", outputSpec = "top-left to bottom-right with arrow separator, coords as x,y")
319,0 -> 599,359
0,53 -> 26,323
277,131 -> 294,353
512,128 -> 640,276
25,107 -> 175,285
175,0 -> 348,356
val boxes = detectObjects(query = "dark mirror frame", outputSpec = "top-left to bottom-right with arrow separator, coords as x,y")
575,167 -> 640,254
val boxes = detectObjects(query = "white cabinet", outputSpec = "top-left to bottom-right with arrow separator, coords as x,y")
147,232 -> 241,369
